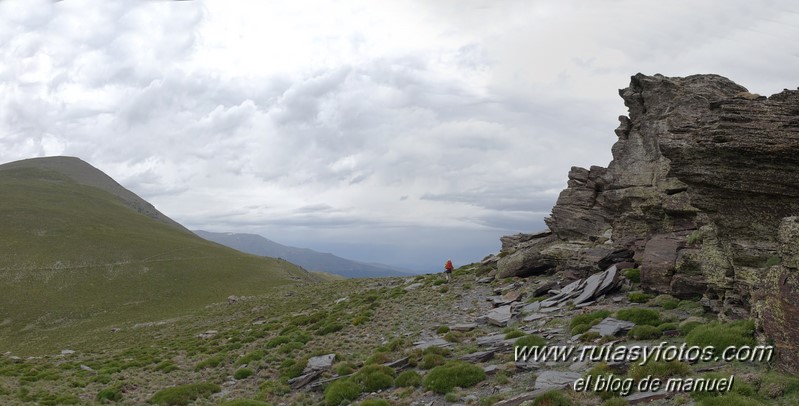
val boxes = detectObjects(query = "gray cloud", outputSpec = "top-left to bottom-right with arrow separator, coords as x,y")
1,0 -> 799,271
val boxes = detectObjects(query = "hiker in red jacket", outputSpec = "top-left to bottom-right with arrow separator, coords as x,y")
444,259 -> 454,282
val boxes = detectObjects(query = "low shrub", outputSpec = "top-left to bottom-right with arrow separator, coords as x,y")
627,292 -> 653,303
515,334 -> 546,348
570,310 -> 611,330
324,379 -> 361,406
194,355 -> 224,371
685,320 -> 755,357
623,268 -> 640,283
757,371 -> 799,399
627,325 -> 661,340
697,393 -> 761,406
423,361 -> 486,394
616,308 -> 661,326
571,323 -> 590,335
421,354 -> 446,370
234,368 -> 254,380
96,386 -> 123,403
317,322 -> 344,336
504,329 -> 525,339
436,326 -> 450,334
150,383 -> 221,406
352,364 -> 395,392
395,370 -> 422,387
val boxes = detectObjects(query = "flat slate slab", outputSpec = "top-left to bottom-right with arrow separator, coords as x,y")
413,338 -> 451,350
533,370 -> 582,390
589,317 -> 635,337
303,353 -> 335,373
482,305 -> 512,327
450,323 -> 478,331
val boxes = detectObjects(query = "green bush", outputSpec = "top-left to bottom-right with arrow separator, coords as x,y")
627,325 -> 661,340
627,292 -> 653,303
317,322 -> 344,336
155,360 -> 179,373
236,350 -> 265,366
352,364 -> 395,392
656,323 -> 678,333
515,334 -> 546,348
150,383 -> 221,406
571,323 -> 590,335
570,310 -> 611,330
504,329 -> 525,339
194,354 -> 224,371
436,326 -> 450,334
679,321 -> 702,336
685,320 -> 755,357
324,379 -> 362,406
532,390 -> 573,405
278,358 -> 307,380
334,362 -> 356,376
258,381 -> 289,397
424,361 -> 486,394
580,331 -> 601,342
601,397 -> 629,406
365,352 -> 389,365
421,353 -> 445,369
96,386 -> 123,403
623,268 -> 640,283
444,331 -> 464,343
395,370 -> 422,387
266,336 -> 291,348
234,368 -> 254,380
616,308 -> 661,326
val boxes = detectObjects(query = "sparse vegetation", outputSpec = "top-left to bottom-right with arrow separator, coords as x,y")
685,320 -> 755,356
424,361 -> 486,394
150,383 -> 221,406
616,308 -> 661,326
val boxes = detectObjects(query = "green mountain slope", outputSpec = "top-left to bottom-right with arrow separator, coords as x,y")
0,157 -> 319,353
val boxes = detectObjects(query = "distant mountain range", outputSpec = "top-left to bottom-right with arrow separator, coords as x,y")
194,230 -> 415,278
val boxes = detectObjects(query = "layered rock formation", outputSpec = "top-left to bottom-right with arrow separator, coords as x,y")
498,73 -> 799,373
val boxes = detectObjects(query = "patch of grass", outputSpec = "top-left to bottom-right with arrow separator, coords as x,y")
571,323 -> 590,335
96,386 -> 123,403
580,332 -> 601,342
317,322 -> 344,336
258,381 -> 289,397
194,354 -> 225,371
150,383 -> 221,406
324,379 -> 362,406
515,334 -> 546,348
601,398 -> 629,406
623,268 -> 640,283
627,292 -> 654,303
395,370 -> 422,387
444,331 -> 464,343
532,390 -> 573,405
504,329 -> 525,339
436,326 -> 450,334
679,321 -> 702,336
155,360 -> 179,373
424,361 -> 486,394
234,368 -> 254,379
616,308 -> 661,326
685,320 -> 755,357
278,358 -> 307,381
570,310 -> 611,330
237,350 -> 265,366
352,364 -> 395,392
334,361 -> 356,376
421,353 -> 446,369
627,325 -> 661,339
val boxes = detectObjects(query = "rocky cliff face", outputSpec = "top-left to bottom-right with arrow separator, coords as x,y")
498,73 -> 799,373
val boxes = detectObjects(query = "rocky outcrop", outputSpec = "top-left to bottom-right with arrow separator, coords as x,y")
500,73 -> 799,373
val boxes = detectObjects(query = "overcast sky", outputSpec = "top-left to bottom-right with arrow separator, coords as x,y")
1,0 -> 798,272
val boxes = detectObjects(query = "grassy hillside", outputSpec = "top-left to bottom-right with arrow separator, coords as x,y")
0,160 -> 319,354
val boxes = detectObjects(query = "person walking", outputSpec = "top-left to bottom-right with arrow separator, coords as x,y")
444,259 -> 454,283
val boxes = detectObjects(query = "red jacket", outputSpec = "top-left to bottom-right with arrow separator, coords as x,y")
445,260 -> 454,271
